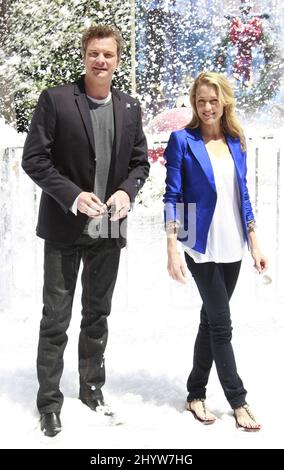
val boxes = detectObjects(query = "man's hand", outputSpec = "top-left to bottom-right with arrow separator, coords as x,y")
106,190 -> 131,221
77,192 -> 104,218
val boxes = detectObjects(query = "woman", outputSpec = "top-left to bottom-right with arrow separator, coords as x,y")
164,72 -> 268,431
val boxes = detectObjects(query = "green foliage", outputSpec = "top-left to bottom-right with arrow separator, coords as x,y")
214,30 -> 283,112
0,0 -> 132,132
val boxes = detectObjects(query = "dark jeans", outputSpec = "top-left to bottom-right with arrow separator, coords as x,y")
185,254 -> 247,410
37,235 -> 121,414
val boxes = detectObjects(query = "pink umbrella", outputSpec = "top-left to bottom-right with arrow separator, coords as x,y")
146,107 -> 192,134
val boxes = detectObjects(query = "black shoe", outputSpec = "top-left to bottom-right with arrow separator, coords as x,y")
40,412 -> 62,437
80,396 -> 114,416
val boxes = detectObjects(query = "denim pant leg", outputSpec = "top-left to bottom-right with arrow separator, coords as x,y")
185,255 -> 247,409
186,305 -> 213,400
79,238 -> 121,400
37,240 -> 81,414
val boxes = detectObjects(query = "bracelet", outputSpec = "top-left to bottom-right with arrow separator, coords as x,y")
247,220 -> 256,233
165,220 -> 180,234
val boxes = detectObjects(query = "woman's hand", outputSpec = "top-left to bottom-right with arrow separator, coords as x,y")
248,230 -> 268,274
167,251 -> 188,284
251,247 -> 268,274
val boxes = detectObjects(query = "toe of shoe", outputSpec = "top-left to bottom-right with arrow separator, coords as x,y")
40,412 -> 62,437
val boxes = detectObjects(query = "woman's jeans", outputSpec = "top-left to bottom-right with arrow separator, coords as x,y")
185,254 -> 247,410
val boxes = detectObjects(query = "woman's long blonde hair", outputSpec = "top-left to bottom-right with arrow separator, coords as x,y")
187,72 -> 245,150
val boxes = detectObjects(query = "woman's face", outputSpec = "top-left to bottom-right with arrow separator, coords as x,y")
195,84 -> 224,127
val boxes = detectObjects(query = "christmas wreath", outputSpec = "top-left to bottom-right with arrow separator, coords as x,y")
214,14 -> 283,111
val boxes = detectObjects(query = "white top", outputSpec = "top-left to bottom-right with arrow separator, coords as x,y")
184,152 -> 246,263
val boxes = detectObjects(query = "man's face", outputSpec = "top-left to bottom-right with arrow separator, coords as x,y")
84,37 -> 119,84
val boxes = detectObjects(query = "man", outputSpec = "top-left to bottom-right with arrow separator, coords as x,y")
22,25 -> 149,437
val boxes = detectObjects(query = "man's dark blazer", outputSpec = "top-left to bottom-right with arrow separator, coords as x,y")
22,76 -> 149,245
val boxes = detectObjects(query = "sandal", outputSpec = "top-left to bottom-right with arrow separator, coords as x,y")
186,399 -> 216,425
233,404 -> 261,432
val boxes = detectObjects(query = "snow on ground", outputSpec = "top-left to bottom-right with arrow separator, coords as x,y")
0,206 -> 283,449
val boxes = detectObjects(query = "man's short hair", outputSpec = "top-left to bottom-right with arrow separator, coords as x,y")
82,25 -> 123,60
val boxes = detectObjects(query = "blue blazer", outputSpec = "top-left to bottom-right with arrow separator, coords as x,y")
164,127 -> 254,254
